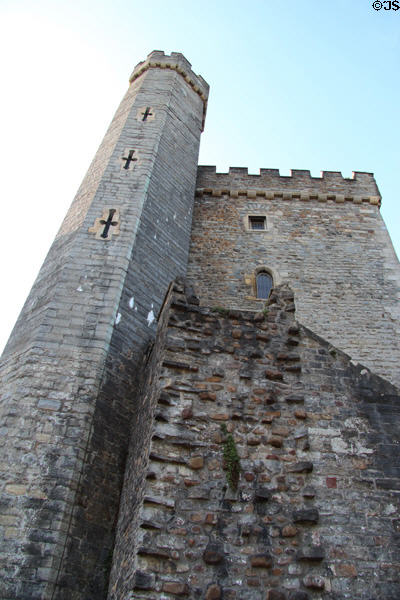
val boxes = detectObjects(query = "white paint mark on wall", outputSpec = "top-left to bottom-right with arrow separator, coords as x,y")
354,441 -> 374,455
115,312 -> 122,325
384,504 -> 397,515
146,304 -> 155,326
344,417 -> 367,432
128,296 -> 135,309
331,437 -> 348,454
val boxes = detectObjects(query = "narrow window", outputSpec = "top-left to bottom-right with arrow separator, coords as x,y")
256,272 -> 273,299
249,216 -> 266,230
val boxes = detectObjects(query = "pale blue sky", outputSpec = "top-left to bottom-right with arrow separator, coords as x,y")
0,0 -> 399,352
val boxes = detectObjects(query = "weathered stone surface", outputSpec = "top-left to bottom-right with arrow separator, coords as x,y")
189,456 -> 204,469
303,575 -> 325,589
0,55 -> 209,597
265,369 -> 284,381
277,352 -> 300,361
144,495 -> 174,508
288,324 -> 300,335
282,525 -> 297,537
292,509 -> 319,524
163,581 -> 190,595
138,547 -> 171,559
285,394 -> 304,404
203,543 -> 224,564
334,563 -> 357,577
294,409 -> 307,419
133,570 -> 154,590
3,43 -> 400,600
302,486 -> 316,499
284,364 -> 301,372
251,553 -> 273,568
189,169 -> 400,389
199,391 -> 217,401
269,436 -> 283,448
266,590 -> 287,600
205,584 -> 222,599
289,592 -> 309,600
296,545 -> 324,561
288,462 -> 313,474
182,407 -> 193,419
115,283 -> 400,600
255,488 -> 271,501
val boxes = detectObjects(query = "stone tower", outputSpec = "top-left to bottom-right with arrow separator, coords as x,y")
1,51 -> 400,600
0,51 -> 208,599
187,167 -> 400,388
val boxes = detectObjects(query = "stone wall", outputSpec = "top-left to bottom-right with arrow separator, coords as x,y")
108,282 -> 178,599
186,167 -> 400,388
111,281 -> 400,599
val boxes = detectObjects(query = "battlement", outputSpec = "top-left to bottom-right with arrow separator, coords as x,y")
130,51 -> 209,129
196,166 -> 381,206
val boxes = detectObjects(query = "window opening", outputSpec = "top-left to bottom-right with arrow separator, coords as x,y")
249,216 -> 266,230
256,272 -> 273,299
141,107 -> 153,121
122,150 -> 138,170
100,209 -> 118,239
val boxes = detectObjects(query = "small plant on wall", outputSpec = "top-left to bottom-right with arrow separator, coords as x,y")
211,306 -> 229,317
221,424 -> 241,490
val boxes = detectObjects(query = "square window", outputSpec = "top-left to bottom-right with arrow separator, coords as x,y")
249,216 -> 266,230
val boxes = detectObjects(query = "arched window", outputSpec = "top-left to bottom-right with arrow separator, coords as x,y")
256,271 -> 273,299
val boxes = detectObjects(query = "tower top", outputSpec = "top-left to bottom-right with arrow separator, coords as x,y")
195,166 -> 381,206
130,50 -> 209,129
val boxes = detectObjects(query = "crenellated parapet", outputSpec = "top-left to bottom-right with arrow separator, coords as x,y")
196,166 -> 381,206
130,50 -> 209,129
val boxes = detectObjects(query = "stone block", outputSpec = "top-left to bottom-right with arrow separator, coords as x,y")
189,456 -> 204,469
282,525 -> 297,537
5,484 -> 27,496
302,575 -> 325,589
251,553 -> 273,568
265,369 -> 283,381
292,509 -> 319,524
302,486 -> 316,499
163,582 -> 190,596
205,584 -> 222,599
266,590 -> 287,600
334,563 -> 357,577
289,593 -> 309,600
255,487 -> 271,501
296,546 -> 324,561
133,570 -> 154,590
288,462 -> 313,474
203,543 -> 224,564
285,395 -> 304,404
247,577 -> 260,586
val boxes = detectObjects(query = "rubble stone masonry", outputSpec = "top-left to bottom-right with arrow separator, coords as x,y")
110,280 -> 400,600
